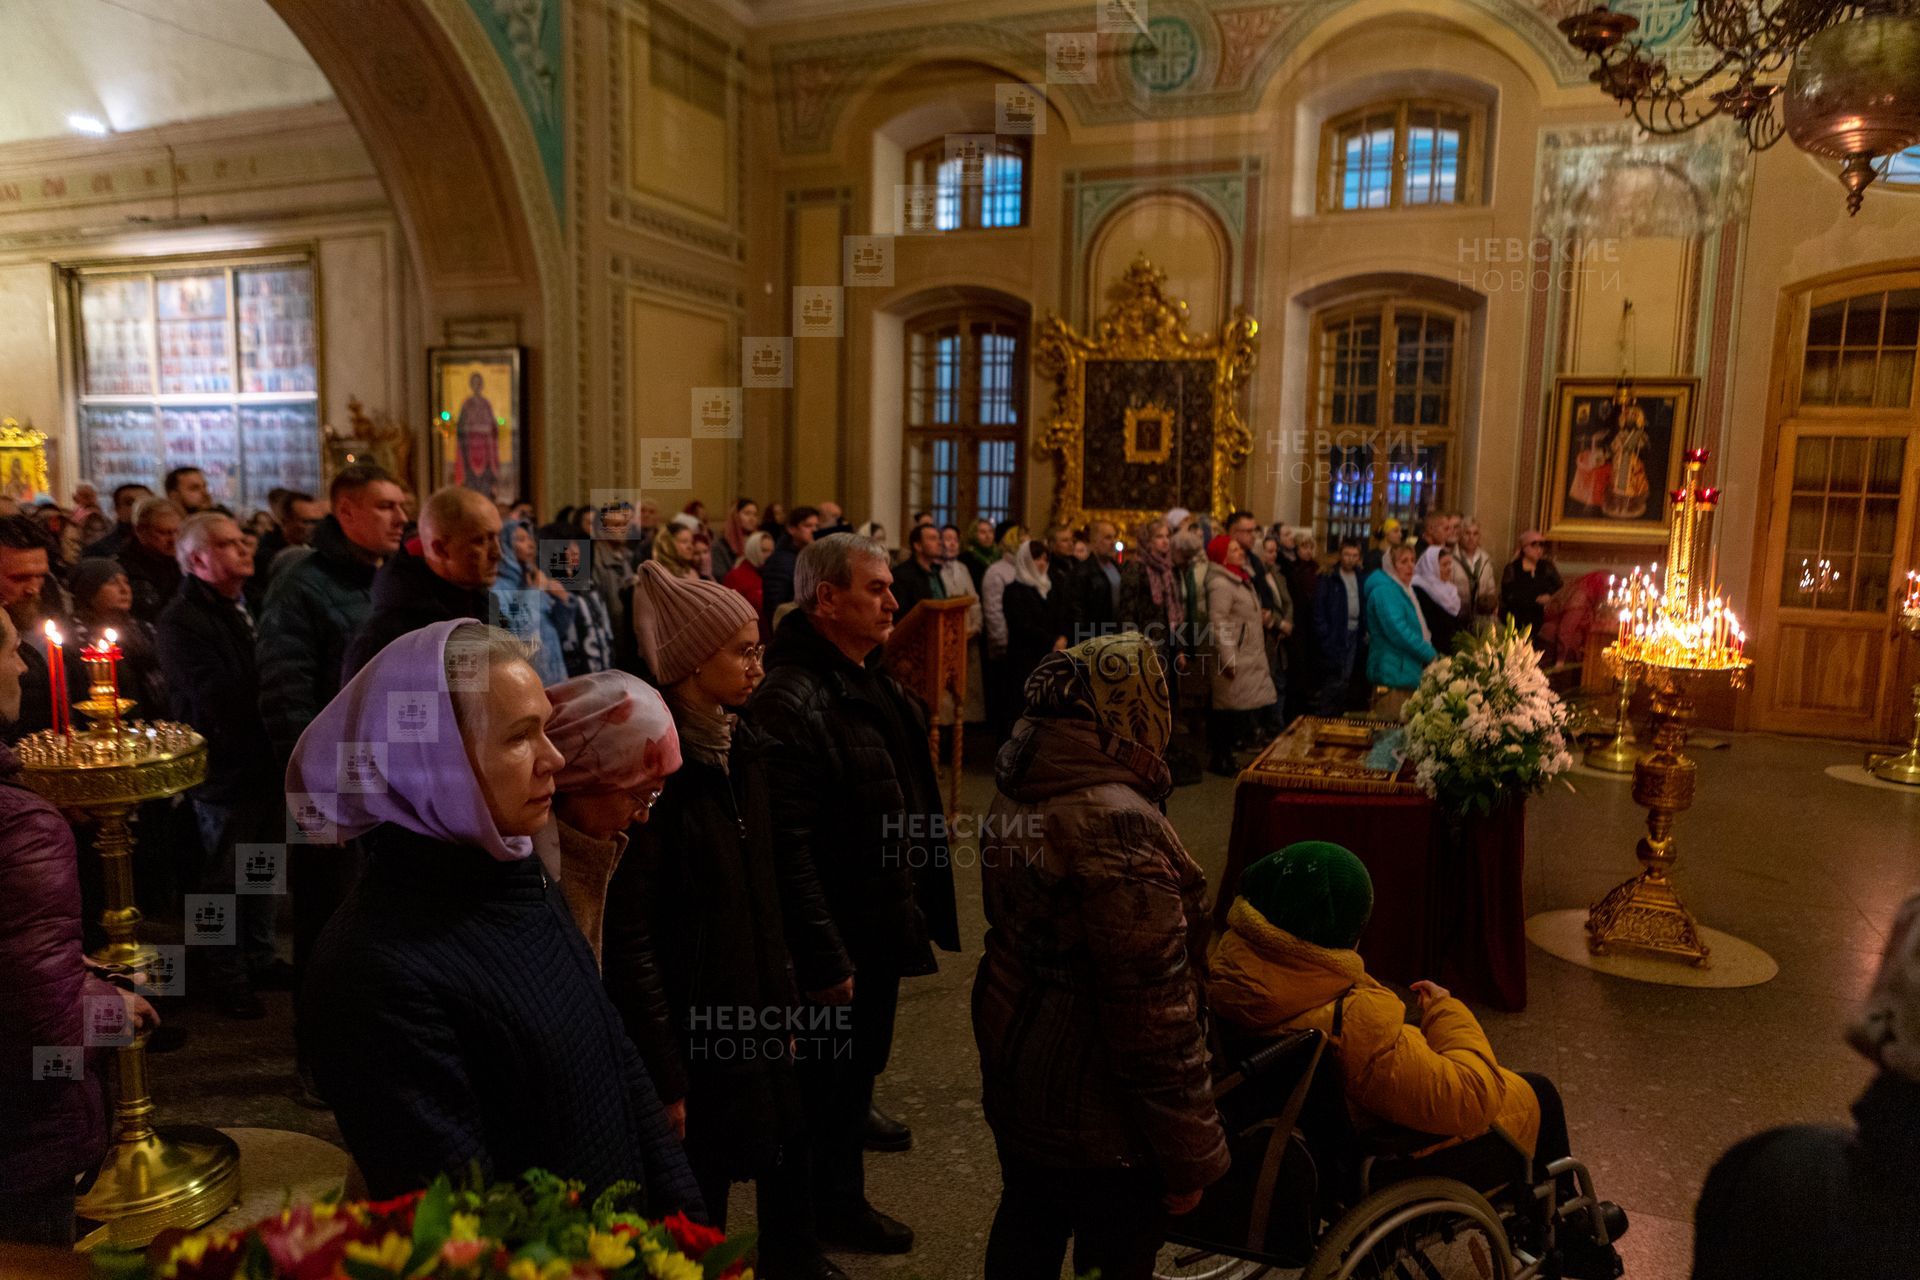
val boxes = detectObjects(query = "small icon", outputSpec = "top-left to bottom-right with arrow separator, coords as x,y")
997,84 -> 1046,135
1047,32 -> 1099,84
286,794 -> 337,844
33,1046 -> 82,1081
641,438 -> 693,489
236,844 -> 285,895
145,945 -> 185,998
337,742 -> 388,795
1096,0 -> 1147,35
387,689 -> 442,741
843,235 -> 894,287
895,184 -> 941,235
185,895 -> 236,946
793,286 -> 844,338
742,338 -> 793,389
691,387 -> 742,439
85,992 -> 133,1047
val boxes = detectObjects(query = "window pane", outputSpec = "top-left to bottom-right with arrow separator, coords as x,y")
1836,351 -> 1875,405
977,438 -> 1016,526
1404,111 -> 1465,206
1843,295 -> 1883,346
156,273 -> 231,395
978,329 -> 1017,424
931,332 -> 959,423
1386,440 -> 1446,529
1883,290 -> 1920,346
1862,497 -> 1900,556
1784,494 -> 1823,551
1323,443 -> 1375,547
935,158 -> 963,231
1801,349 -> 1838,405
981,150 -> 1024,228
1877,351 -> 1914,407
1856,557 -> 1893,613
1792,435 -> 1829,489
1830,436 -> 1868,490
1336,118 -> 1395,210
1825,495 -> 1860,552
1806,300 -> 1845,346
1868,437 -> 1905,493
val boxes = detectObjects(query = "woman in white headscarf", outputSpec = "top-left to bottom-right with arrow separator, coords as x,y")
1411,544 -> 1463,654
1000,539 -> 1067,706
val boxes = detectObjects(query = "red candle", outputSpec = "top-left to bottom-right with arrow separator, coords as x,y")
1685,447 -> 1709,464
42,622 -> 66,738
102,629 -> 122,730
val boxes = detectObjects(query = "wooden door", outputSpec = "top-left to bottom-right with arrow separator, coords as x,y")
1754,425 -> 1915,737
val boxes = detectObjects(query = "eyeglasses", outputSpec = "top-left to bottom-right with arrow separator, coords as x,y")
737,644 -> 766,667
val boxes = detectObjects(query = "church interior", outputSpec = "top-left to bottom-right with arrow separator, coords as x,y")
2,0 -> 1918,1277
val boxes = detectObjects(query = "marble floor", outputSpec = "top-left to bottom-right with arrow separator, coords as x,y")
145,730 -> 1916,1277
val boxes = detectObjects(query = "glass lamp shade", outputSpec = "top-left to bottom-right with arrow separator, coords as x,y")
1784,15 -> 1920,160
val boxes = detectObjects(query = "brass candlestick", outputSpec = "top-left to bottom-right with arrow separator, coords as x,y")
1583,660 -> 1638,773
17,711 -> 238,1248
1586,448 -> 1750,966
1868,585 -> 1920,786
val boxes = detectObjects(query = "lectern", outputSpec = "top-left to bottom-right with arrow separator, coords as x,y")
883,597 -> 972,820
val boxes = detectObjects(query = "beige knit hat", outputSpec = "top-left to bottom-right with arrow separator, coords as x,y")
631,559 -> 757,686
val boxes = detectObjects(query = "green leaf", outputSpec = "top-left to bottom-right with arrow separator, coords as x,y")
700,1230 -> 758,1279
342,1260 -> 395,1280
406,1178 -> 453,1273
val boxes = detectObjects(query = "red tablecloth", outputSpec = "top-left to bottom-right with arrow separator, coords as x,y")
1218,774 -> 1529,1010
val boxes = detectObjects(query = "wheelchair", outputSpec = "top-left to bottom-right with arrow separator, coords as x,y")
1155,1029 -> 1623,1280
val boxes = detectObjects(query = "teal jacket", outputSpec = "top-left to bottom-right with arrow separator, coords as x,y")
1364,569 -> 1437,690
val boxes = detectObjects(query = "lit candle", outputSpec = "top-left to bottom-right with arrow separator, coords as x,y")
42,621 -> 66,738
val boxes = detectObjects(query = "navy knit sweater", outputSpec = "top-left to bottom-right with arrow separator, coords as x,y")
299,822 -> 705,1216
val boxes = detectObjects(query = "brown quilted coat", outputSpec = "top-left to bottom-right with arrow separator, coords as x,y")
971,716 -> 1229,1193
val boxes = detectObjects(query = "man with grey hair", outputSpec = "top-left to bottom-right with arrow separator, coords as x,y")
748,533 -> 957,1258
342,486 -> 501,679
120,496 -> 184,623
155,512 -> 284,1018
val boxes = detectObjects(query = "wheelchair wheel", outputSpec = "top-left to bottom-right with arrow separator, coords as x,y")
1153,1242 -> 1277,1280
1303,1176 -> 1515,1280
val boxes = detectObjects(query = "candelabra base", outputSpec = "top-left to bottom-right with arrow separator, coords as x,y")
1583,731 -> 1640,773
1586,866 -> 1711,965
76,1123 -> 241,1249
1868,747 -> 1920,787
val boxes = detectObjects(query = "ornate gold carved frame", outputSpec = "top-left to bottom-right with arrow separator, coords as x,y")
1035,256 -> 1258,533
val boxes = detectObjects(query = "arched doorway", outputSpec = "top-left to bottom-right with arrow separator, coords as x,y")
264,0 -> 568,499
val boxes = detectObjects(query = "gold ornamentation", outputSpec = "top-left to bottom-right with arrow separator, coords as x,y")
1034,255 -> 1258,532
0,417 -> 51,501
1122,401 -> 1176,466
1242,716 -> 1424,797
15,722 -> 238,1247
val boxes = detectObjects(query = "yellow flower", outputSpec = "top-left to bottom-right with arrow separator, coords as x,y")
449,1211 -> 483,1242
586,1231 -> 637,1269
159,1232 -> 224,1277
640,1239 -> 703,1280
506,1260 -> 574,1280
343,1231 -> 412,1273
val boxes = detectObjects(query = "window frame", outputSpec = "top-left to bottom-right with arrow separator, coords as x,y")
1317,97 -> 1484,214
901,304 -> 1028,529
1795,281 -> 1920,415
1303,295 -> 1468,547
903,135 -> 1032,232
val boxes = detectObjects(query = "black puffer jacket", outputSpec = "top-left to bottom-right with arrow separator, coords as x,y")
972,715 -> 1227,1191
301,822 -> 705,1214
603,721 -> 804,1175
257,516 -> 378,759
746,609 -> 959,990
119,539 -> 182,625
341,543 -> 491,682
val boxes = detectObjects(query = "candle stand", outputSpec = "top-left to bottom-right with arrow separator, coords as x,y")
1868,575 -> 1920,786
18,637 -> 236,1248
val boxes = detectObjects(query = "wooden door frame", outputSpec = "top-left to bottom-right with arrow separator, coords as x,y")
1748,263 -> 1920,739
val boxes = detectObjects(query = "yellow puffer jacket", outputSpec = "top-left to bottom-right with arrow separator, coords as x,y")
1207,898 -> 1540,1155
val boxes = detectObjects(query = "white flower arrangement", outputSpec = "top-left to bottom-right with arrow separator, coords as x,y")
1400,619 -> 1575,814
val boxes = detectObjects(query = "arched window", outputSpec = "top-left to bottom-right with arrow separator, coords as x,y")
1319,99 -> 1482,213
1308,298 -> 1466,547
903,306 -> 1026,527
904,136 -> 1029,230
1885,146 -> 1920,187
1800,287 -> 1920,409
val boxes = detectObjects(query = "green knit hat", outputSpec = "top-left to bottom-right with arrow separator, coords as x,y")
1238,841 -> 1374,950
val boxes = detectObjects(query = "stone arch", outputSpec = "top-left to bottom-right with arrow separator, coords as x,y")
264,0 -> 569,500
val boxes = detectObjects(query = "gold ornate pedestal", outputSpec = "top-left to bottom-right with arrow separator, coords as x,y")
16,720 -> 239,1248
1586,667 -> 1736,965
1867,610 -> 1920,786
1583,664 -> 1639,773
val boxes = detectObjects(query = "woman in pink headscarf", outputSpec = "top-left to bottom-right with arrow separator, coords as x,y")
290,620 -> 703,1216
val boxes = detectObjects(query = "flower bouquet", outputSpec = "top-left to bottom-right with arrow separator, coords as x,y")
100,1170 -> 754,1280
1401,619 -> 1575,815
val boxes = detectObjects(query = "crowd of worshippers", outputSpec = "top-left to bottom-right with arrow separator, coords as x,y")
4,471 -> 1913,1280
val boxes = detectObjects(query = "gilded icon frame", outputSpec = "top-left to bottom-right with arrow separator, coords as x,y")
1543,375 -> 1696,545
1034,256 -> 1258,534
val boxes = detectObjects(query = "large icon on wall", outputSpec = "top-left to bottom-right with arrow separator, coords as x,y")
1034,255 -> 1258,531
1543,375 -> 1696,544
430,347 -> 527,505
0,419 -> 50,503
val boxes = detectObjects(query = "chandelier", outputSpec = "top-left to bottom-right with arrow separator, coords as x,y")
1558,2 -> 1920,214
1606,448 -> 1749,674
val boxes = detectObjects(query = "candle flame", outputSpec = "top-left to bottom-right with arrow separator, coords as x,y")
104,627 -> 117,644
43,620 -> 61,646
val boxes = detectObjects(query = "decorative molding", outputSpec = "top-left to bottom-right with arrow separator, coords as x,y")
765,0 -> 1588,154
463,0 -> 566,211
608,0 -> 747,261
1063,157 -> 1263,325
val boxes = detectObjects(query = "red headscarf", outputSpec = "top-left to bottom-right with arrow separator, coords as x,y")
1207,533 -> 1250,583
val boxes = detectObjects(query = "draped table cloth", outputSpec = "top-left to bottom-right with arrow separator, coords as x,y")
1215,718 -> 1529,1010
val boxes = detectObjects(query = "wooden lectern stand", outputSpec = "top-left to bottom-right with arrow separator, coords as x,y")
884,596 -> 973,820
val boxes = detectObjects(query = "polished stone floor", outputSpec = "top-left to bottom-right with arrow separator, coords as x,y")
146,730 -> 1916,1277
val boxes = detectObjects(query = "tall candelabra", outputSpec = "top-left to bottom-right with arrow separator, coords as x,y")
1869,572 -> 1920,787
1584,571 -> 1644,774
1587,449 -> 1750,965
16,631 -> 237,1247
